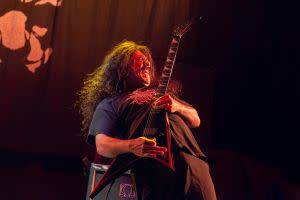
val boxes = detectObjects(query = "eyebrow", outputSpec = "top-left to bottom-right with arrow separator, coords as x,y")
135,55 -> 146,60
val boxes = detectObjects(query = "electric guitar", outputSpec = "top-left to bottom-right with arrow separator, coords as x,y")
90,20 -> 195,198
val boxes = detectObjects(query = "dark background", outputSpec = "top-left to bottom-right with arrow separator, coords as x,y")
0,0 -> 299,199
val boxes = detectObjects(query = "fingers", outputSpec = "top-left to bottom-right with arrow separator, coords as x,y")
146,149 -> 165,156
153,95 -> 179,113
154,98 -> 171,106
143,145 -> 167,157
155,95 -> 172,103
143,150 -> 166,158
143,145 -> 167,152
138,137 -> 166,152
143,139 -> 156,146
144,153 -> 157,158
158,94 -> 172,100
152,95 -> 175,109
130,137 -> 167,157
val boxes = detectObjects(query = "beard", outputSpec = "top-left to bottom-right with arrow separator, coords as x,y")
138,69 -> 151,86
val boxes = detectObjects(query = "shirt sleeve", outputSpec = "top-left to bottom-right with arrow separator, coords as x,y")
86,98 -> 118,146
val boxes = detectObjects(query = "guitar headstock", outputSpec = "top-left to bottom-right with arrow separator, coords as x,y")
172,17 -> 202,38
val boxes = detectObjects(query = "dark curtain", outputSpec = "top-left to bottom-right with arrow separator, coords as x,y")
1,0 -> 300,200
0,0 -> 213,156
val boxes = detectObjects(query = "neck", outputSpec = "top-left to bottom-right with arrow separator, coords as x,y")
126,79 -> 151,92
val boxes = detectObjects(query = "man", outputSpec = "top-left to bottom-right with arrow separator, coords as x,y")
78,41 -> 216,200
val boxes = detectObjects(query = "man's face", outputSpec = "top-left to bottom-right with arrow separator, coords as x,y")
130,50 -> 151,87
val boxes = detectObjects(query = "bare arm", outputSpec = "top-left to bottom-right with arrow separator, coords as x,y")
153,95 -> 201,128
95,133 -> 167,158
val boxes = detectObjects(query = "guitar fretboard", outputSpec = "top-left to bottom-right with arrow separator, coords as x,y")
143,20 -> 194,135
155,37 -> 181,98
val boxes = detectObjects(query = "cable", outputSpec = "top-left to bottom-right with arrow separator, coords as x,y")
105,179 -> 115,200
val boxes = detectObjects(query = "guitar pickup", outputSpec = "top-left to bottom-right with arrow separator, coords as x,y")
143,128 -> 158,136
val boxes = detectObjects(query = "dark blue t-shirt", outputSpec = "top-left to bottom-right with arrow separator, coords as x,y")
87,96 -> 120,146
87,88 -> 155,146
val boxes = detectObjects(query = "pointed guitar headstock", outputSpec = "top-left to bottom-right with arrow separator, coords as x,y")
172,16 -> 202,38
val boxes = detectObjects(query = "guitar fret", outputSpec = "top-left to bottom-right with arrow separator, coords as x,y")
165,61 -> 173,66
169,47 -> 176,52
172,38 -> 179,43
170,46 -> 178,50
159,82 -> 168,86
158,85 -> 167,90
160,80 -> 168,83
168,53 -> 176,57
160,76 -> 169,80
163,68 -> 171,72
160,78 -> 168,82
163,68 -> 172,72
166,58 -> 173,62
164,66 -> 172,70
159,80 -> 169,84
170,43 -> 178,48
157,87 -> 167,92
158,84 -> 167,88
170,44 -> 178,50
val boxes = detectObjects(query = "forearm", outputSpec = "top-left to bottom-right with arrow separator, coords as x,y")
95,133 -> 167,158
176,102 -> 201,128
154,95 -> 201,128
95,134 -> 130,158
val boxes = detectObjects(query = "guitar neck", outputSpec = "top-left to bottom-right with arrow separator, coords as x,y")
155,36 -> 181,98
146,19 -> 194,121
144,36 -> 181,124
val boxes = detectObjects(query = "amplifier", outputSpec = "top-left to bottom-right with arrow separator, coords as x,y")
86,163 -> 137,200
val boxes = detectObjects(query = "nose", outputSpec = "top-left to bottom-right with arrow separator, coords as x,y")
144,60 -> 150,69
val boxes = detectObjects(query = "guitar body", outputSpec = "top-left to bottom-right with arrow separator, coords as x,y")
133,109 -> 173,169
90,111 -> 173,198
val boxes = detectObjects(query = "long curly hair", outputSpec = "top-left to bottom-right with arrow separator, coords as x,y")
77,41 -> 157,137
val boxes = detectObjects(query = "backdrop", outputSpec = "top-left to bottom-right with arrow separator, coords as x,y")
0,0 -> 299,199
0,0 -> 217,158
